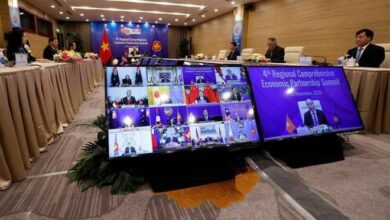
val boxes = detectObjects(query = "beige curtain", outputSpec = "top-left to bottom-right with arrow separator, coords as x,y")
57,22 -> 92,52
168,27 -> 189,58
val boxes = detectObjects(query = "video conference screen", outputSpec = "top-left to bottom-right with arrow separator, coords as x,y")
247,66 -> 363,141
106,66 -> 260,158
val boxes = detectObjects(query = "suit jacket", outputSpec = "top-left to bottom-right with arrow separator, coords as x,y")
196,96 -> 209,103
121,96 -> 136,105
304,109 -> 328,128
196,78 -> 206,84
225,74 -> 238,81
122,78 -> 132,86
231,92 -> 242,101
347,44 -> 385,68
227,49 -> 241,60
265,45 -> 285,63
111,74 -> 120,87
43,45 -> 57,60
135,72 -> 143,85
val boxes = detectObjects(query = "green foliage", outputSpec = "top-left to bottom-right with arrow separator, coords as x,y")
67,115 -> 145,194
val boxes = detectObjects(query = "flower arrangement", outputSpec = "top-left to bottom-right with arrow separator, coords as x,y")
84,52 -> 99,59
193,53 -> 205,60
245,53 -> 268,63
54,50 -> 83,63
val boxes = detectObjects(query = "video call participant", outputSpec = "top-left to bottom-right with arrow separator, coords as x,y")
231,88 -> 242,101
122,75 -> 132,86
124,146 -> 136,155
196,77 -> 206,84
135,68 -> 143,85
121,89 -> 137,105
225,69 -> 238,81
265,37 -> 285,63
227,42 -> 240,60
303,99 -> 328,128
43,37 -> 59,60
111,67 -> 120,87
347,29 -> 385,67
196,91 -> 209,104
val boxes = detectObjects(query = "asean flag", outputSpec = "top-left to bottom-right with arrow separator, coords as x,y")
99,29 -> 112,65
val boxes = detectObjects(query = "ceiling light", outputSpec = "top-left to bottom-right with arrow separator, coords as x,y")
66,16 -> 69,20
214,9 -> 218,12
59,11 -> 63,14
184,22 -> 187,25
80,13 -> 84,16
86,19 -> 89,21
102,18 -> 106,21
20,12 -> 24,15
168,23 -> 170,26
155,21 -> 158,23
100,14 -> 105,17
120,15 -> 124,18
201,14 -> 205,18
175,18 -> 179,22
231,1 -> 235,5
121,19 -> 124,22
51,5 -> 55,8
158,17 -> 162,21
139,17 -> 143,19
105,0 -> 205,10
72,6 -> 190,17
192,18 -> 195,22
138,19 -> 141,22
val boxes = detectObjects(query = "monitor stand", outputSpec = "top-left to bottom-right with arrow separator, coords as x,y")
139,147 -> 236,192
264,134 -> 345,168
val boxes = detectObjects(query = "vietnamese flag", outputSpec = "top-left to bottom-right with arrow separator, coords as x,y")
99,29 -> 112,65
286,114 -> 296,134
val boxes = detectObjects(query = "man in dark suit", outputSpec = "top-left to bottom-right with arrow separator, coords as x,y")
347,29 -> 385,68
196,91 -> 209,104
265,37 -> 285,63
124,146 -> 136,155
303,99 -> 328,128
230,88 -> 242,101
43,37 -> 58,60
227,42 -> 241,60
121,89 -> 137,105
196,77 -> 206,84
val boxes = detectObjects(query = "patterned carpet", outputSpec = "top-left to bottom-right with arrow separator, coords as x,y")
1,85 -> 390,220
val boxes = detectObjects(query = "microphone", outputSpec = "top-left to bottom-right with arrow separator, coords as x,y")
303,55 -> 332,66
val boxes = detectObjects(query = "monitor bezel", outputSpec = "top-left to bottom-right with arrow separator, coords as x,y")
245,65 -> 365,143
105,64 -> 262,160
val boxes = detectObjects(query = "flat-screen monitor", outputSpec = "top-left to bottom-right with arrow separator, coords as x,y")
246,66 -> 364,141
106,65 -> 260,158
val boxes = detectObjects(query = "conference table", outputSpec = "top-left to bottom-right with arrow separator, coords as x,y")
0,58 -> 104,190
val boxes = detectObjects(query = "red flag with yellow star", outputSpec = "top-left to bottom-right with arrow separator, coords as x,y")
100,29 -> 112,65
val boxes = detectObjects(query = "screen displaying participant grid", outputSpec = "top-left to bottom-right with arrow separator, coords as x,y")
106,66 -> 260,158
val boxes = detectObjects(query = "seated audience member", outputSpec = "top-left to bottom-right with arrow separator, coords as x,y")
43,37 -> 59,60
122,75 -> 132,86
347,29 -> 385,68
121,89 -> 137,105
6,28 -> 35,62
111,67 -> 120,87
67,42 -> 76,51
227,42 -> 240,60
22,34 -> 36,61
196,91 -> 209,104
265,37 -> 285,63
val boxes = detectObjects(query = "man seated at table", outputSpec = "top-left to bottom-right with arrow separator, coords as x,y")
265,37 -> 285,63
227,42 -> 240,60
196,91 -> 209,104
121,89 -> 137,105
43,37 -> 59,60
347,29 -> 385,68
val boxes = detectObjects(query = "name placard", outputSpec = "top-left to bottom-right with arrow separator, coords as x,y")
15,53 -> 28,66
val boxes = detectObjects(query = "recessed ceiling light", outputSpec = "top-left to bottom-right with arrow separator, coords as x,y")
192,18 -> 195,22
80,13 -> 84,16
140,16 -> 143,19
20,12 -> 24,15
175,18 -> 179,22
66,16 -> 69,20
59,11 -> 63,14
168,23 -> 171,26
214,9 -> 218,12
51,5 -> 55,8
100,14 -> 105,17
184,22 -> 187,25
231,1 -> 235,5
121,19 -> 124,22
155,21 -> 158,23
120,15 -> 124,18
106,0 -> 205,10
86,19 -> 89,22
102,18 -> 106,21
72,6 -> 190,17
158,17 -> 162,21
201,14 -> 205,18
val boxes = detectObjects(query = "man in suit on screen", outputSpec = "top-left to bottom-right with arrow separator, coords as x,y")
347,29 -> 385,68
304,99 -> 328,128
121,89 -> 137,105
196,91 -> 209,104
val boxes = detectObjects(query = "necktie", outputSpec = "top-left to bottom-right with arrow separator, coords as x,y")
312,112 -> 319,126
355,47 -> 363,63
